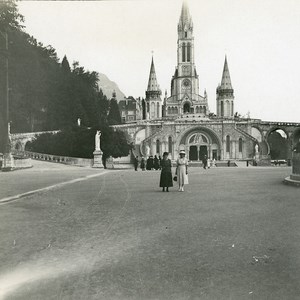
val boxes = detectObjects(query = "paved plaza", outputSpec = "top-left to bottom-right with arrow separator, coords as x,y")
0,161 -> 299,299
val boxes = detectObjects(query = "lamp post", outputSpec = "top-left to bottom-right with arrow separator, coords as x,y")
0,30 -> 14,171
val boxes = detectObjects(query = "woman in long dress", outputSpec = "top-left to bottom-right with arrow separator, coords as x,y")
159,152 -> 173,192
176,150 -> 189,192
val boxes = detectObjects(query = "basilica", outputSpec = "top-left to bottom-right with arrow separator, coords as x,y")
114,1 -> 299,163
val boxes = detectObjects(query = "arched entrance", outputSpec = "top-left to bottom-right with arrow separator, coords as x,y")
188,133 -> 209,161
177,127 -> 221,160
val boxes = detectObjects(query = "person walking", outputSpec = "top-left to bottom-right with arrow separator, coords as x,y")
176,150 -> 189,192
154,155 -> 160,170
159,152 -> 173,192
140,156 -> 146,171
134,156 -> 139,171
202,154 -> 208,169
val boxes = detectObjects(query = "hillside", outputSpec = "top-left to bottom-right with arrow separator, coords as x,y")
98,73 -> 126,101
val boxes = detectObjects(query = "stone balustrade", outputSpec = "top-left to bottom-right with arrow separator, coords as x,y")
14,150 -> 92,167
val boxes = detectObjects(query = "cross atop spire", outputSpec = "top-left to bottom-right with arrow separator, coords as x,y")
220,56 -> 233,90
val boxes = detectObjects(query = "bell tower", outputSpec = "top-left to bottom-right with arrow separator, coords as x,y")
166,0 -> 209,117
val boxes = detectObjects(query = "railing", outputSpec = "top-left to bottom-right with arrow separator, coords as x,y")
140,127 -> 164,157
234,126 -> 258,143
12,150 -> 92,167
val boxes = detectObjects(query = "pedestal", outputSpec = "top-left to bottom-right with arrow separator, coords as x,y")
1,152 -> 15,172
284,152 -> 300,187
93,150 -> 104,168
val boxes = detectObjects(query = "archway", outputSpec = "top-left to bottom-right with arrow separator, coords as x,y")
267,129 -> 289,159
183,102 -> 190,113
15,141 -> 23,152
177,127 -> 222,160
187,133 -> 209,161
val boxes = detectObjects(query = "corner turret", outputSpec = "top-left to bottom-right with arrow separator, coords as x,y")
145,56 -> 162,119
216,56 -> 234,118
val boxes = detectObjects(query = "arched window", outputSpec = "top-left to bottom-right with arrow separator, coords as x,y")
221,101 -> 224,116
183,103 -> 190,113
203,106 -> 206,115
239,138 -> 243,153
168,136 -> 172,154
226,101 -> 230,116
157,103 -> 160,118
226,135 -> 230,153
167,107 -> 171,115
187,43 -> 191,62
151,102 -> 155,118
231,102 -> 234,116
182,42 -> 186,62
175,107 -> 178,114
147,102 -> 150,113
156,139 -> 160,154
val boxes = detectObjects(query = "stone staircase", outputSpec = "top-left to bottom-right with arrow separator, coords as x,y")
235,126 -> 258,143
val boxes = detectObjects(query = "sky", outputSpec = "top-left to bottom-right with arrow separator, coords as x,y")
18,0 -> 300,122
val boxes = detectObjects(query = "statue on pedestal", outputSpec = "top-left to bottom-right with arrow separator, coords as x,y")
93,130 -> 103,168
95,131 -> 101,151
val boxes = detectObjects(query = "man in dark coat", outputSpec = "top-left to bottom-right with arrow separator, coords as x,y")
134,156 -> 139,171
202,155 -> 208,169
154,155 -> 160,170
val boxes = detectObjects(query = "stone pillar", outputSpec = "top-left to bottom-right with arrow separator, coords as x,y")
1,152 -> 14,171
284,152 -> 300,186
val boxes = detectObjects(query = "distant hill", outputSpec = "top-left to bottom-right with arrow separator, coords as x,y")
98,73 -> 126,101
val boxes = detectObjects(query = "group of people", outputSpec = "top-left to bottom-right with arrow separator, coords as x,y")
134,155 -> 161,171
134,151 -> 189,192
134,151 -> 215,192
159,150 -> 189,192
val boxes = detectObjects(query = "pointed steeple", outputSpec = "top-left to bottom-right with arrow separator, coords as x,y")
147,56 -> 160,92
216,56 -> 234,118
180,1 -> 190,23
145,55 -> 162,120
220,56 -> 233,90
178,0 -> 193,34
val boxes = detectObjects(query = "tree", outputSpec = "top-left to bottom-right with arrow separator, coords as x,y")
107,98 -> 121,125
101,127 -> 132,158
26,125 -> 133,160
0,0 -> 24,32
61,55 -> 71,73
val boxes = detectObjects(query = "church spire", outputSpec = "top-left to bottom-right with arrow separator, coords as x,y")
216,56 -> 234,118
220,56 -> 233,90
178,0 -> 193,37
147,56 -> 160,92
145,55 -> 162,120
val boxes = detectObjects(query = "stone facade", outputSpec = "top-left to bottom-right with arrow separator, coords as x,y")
113,1 -> 300,163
